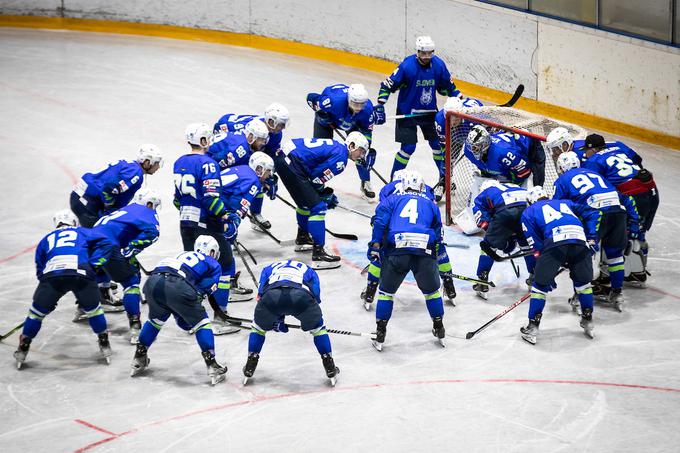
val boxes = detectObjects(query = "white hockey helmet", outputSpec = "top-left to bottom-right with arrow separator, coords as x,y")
136,144 -> 164,169
546,127 -> 573,156
134,187 -> 162,210
185,123 -> 213,148
443,96 -> 464,113
249,151 -> 275,179
556,151 -> 581,174
527,186 -> 548,205
393,169 -> 407,182
479,179 -> 502,193
401,170 -> 425,193
466,125 -> 491,159
53,209 -> 77,228
194,235 -> 220,260
415,35 -> 435,52
348,84 -> 369,106
264,103 -> 290,131
346,131 -> 369,158
244,119 -> 270,148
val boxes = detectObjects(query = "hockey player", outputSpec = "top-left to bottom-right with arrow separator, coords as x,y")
361,170 -> 456,310
544,127 -> 579,163
306,83 -> 378,200
70,144 -> 163,227
208,119 -> 270,170
90,188 -> 161,344
131,235 -> 228,385
554,151 -> 640,311
470,180 -> 535,300
519,186 -> 601,344
435,96 -> 484,160
242,259 -> 339,386
276,134 -> 368,269
579,134 -> 659,286
369,171 -> 447,350
376,35 -> 462,199
213,103 -> 290,230
14,210 -> 114,369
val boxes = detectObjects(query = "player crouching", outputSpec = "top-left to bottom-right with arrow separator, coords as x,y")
131,236 -> 228,385
243,260 -> 339,386
519,187 -> 601,344
369,170 -> 447,350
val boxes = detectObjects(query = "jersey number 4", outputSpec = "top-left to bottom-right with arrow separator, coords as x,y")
399,199 -> 419,224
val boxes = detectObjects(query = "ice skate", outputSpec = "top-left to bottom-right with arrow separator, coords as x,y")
624,271 -> 647,289
568,292 -> 581,314
442,275 -> 456,306
13,335 -> 31,370
98,332 -> 112,364
128,314 -> 142,344
431,316 -> 446,348
250,213 -> 271,232
311,245 -> 341,270
242,352 -> 259,385
229,271 -> 254,302
609,288 -> 624,312
520,314 -> 541,345
360,281 -> 378,311
100,285 -> 124,313
321,353 -> 339,386
372,319 -> 388,351
212,310 -> 240,335
360,180 -> 375,201
130,344 -> 149,376
592,284 -> 612,303
473,271 -> 489,300
202,350 -> 227,385
294,228 -> 314,252
580,307 -> 594,339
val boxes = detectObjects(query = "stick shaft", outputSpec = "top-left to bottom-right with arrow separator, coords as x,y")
0,322 -> 24,342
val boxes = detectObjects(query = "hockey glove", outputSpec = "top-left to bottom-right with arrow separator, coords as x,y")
223,212 -> 241,241
121,246 -> 141,259
367,242 -> 381,263
273,316 -> 289,333
373,104 -> 386,125
264,174 -> 279,200
321,193 -> 338,210
480,240 -> 503,262
358,148 -> 377,170
306,93 -> 320,111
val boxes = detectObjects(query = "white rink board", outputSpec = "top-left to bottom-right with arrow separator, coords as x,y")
0,29 -> 679,453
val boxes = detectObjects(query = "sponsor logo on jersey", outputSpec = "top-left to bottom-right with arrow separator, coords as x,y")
416,79 -> 435,87
323,168 -> 334,180
118,180 -> 129,192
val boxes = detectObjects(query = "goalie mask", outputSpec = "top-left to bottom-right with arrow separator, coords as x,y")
466,125 -> 490,160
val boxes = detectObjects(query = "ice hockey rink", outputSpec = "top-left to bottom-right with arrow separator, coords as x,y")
1,27 -> 679,453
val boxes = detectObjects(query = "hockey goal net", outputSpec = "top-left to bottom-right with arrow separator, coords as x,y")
444,106 -> 587,225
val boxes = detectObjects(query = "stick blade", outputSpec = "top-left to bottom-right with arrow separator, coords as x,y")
465,331 -> 475,340
500,84 -> 525,108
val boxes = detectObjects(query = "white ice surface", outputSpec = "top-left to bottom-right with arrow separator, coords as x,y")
1,28 -> 679,453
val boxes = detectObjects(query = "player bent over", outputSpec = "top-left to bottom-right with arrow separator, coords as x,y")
243,259 -> 339,386
14,211 -> 114,369
519,187 -> 601,344
471,180 -> 535,300
369,171 -> 447,350
361,170 -> 456,310
131,236 -> 227,385
276,135 -> 368,269
554,151 -> 640,311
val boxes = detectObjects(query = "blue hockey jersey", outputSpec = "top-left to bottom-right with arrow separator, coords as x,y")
521,199 -> 600,253
173,153 -> 225,227
76,160 -> 144,214
379,180 -> 435,203
378,55 -> 458,115
219,165 -> 262,218
213,114 -> 283,156
154,251 -> 222,296
284,138 -> 348,185
473,183 -> 528,227
35,226 -> 114,280
579,141 -> 643,187
467,132 -> 533,184
208,132 -> 253,169
372,191 -> 442,257
434,98 -> 483,147
258,260 -> 321,303
315,84 -> 375,143
91,203 -> 159,250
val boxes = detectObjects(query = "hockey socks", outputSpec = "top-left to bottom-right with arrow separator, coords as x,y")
312,329 -> 332,355
296,208 -> 310,232
122,286 -> 141,317
248,328 -> 266,354
375,291 -> 395,321
604,248 -> 625,290
85,305 -> 107,334
213,276 -> 231,310
528,290 -> 547,320
138,320 -> 161,347
390,144 -> 415,179
195,325 -> 215,352
367,262 -> 381,284
425,291 -> 444,318
429,138 -> 446,178
574,283 -> 594,311
476,254 -> 495,277
250,192 -> 265,215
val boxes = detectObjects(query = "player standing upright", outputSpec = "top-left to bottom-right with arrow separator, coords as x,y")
306,83 -> 378,200
376,36 -> 462,200
369,170 -> 447,350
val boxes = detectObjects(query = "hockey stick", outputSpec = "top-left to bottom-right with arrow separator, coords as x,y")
451,273 -> 495,287
465,267 -> 564,339
0,322 -> 24,342
443,242 -> 470,249
276,194 -> 358,241
246,213 -> 283,245
234,242 -> 259,288
236,240 -> 257,265
337,203 -> 372,219
223,314 -> 376,339
498,84 -> 524,108
510,259 -> 520,278
387,110 -> 438,120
